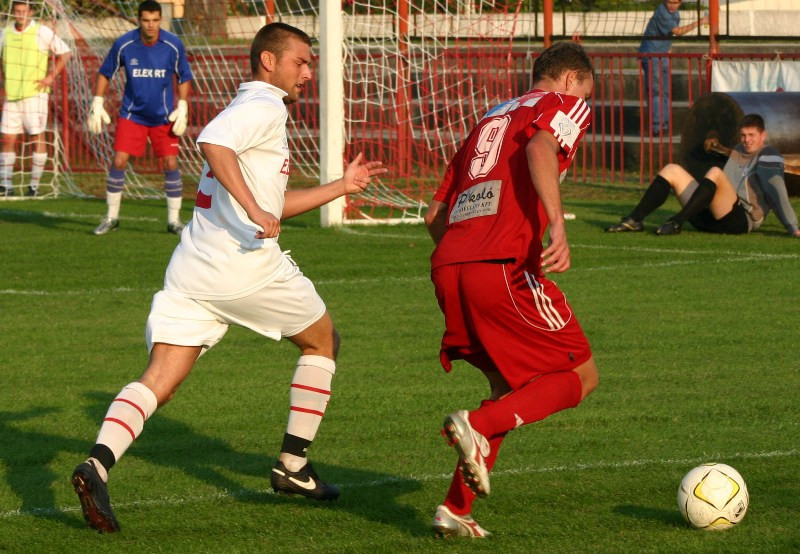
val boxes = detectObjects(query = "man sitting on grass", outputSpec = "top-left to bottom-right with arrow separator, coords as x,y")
606,113 -> 800,237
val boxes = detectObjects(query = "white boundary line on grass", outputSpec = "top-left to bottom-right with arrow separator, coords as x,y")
0,209 -> 159,222
0,276 -> 432,297
4,250 -> 798,296
4,210 -> 798,258
1,448 -> 796,519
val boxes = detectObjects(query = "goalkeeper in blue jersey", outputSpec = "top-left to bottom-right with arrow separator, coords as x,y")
88,0 -> 193,235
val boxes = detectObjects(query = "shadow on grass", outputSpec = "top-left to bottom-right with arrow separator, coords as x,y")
0,407 -> 88,529
76,390 -> 427,537
613,504 -> 686,528
0,207 -> 85,230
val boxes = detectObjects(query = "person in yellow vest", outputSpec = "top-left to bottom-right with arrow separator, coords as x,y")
0,0 -> 71,197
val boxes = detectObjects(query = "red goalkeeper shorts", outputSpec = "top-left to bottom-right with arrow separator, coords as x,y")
432,260 -> 592,390
114,118 -> 179,157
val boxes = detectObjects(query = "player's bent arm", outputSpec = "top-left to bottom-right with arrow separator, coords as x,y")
527,130 -> 570,273
704,136 -> 732,158
282,153 -> 386,219
52,51 -> 72,75
424,199 -> 449,245
672,16 -> 708,36
35,51 -> 72,91
199,142 -> 280,238
761,171 -> 800,236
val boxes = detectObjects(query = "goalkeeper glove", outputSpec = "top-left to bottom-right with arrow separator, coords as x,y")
168,99 -> 189,136
87,96 -> 110,134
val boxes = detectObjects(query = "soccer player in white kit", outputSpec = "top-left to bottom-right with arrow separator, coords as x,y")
71,22 -> 387,533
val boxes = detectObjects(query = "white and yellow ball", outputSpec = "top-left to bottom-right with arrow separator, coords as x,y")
677,463 -> 749,530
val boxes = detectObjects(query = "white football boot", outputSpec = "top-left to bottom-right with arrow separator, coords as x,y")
443,410 -> 491,497
93,217 -> 119,235
432,505 -> 491,538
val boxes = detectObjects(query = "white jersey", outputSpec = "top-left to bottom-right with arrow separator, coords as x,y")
164,81 -> 295,300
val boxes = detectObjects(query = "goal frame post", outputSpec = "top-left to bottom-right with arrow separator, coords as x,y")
318,0 -> 346,227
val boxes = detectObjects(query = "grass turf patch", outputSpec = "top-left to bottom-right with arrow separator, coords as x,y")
1,190 -> 798,552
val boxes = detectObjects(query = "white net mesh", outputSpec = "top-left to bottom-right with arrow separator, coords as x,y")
3,1 -> 713,216
8,0 -> 530,219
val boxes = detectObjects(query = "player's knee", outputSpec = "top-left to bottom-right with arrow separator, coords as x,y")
704,166 -> 723,182
581,369 -> 599,400
138,376 -> 176,408
658,163 -> 682,183
574,360 -> 599,401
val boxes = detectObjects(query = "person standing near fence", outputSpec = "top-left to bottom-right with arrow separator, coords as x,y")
0,0 -> 71,197
87,0 -> 192,235
639,0 -> 707,135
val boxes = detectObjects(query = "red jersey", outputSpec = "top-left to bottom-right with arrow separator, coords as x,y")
430,90 -> 591,271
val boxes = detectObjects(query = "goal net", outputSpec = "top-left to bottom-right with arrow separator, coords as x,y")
4,1 -> 710,219
5,0 -> 547,221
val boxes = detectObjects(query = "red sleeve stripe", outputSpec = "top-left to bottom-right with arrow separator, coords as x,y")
291,383 -> 331,396
104,417 -> 136,440
114,397 -> 146,419
290,406 -> 325,417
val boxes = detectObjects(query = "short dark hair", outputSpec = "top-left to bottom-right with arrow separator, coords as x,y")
250,22 -> 312,76
739,113 -> 765,132
138,0 -> 162,18
532,41 -> 594,84
11,1 -> 32,9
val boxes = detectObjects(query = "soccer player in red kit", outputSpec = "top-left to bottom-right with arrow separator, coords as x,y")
424,41 -> 599,538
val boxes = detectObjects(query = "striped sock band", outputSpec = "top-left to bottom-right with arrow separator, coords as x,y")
94,382 -> 158,466
285,355 -> 336,443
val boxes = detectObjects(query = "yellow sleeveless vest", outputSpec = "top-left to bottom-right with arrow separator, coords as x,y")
3,22 -> 49,101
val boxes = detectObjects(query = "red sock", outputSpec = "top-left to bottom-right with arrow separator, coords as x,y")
469,371 -> 582,438
444,431 -> 507,515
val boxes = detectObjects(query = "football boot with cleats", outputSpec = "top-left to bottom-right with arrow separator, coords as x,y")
93,217 -> 119,235
71,459 -> 120,533
654,220 -> 682,235
605,216 -> 643,233
433,504 -> 491,538
271,460 -> 340,500
443,410 -> 491,498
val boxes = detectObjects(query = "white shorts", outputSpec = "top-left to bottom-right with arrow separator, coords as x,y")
146,264 -> 326,353
1,94 -> 49,135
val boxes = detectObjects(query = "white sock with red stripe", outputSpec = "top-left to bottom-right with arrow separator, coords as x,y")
286,355 -> 335,442
95,382 -> 158,464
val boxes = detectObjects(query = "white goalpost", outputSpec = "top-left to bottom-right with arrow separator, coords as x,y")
318,0 -> 345,227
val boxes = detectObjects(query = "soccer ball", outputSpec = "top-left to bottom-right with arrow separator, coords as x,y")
677,463 -> 749,531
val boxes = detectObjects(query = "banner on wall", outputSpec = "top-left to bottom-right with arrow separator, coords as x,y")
711,61 -> 800,92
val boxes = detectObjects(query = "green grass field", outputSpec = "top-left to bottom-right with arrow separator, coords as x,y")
1,187 -> 799,553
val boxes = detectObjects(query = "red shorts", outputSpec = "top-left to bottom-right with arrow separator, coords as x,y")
432,261 -> 592,390
114,118 -> 179,157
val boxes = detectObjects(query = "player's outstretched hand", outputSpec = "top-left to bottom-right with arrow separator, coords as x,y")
87,96 -> 111,134
541,223 -> 571,273
248,207 -> 281,239
168,100 -> 189,136
342,153 -> 388,195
